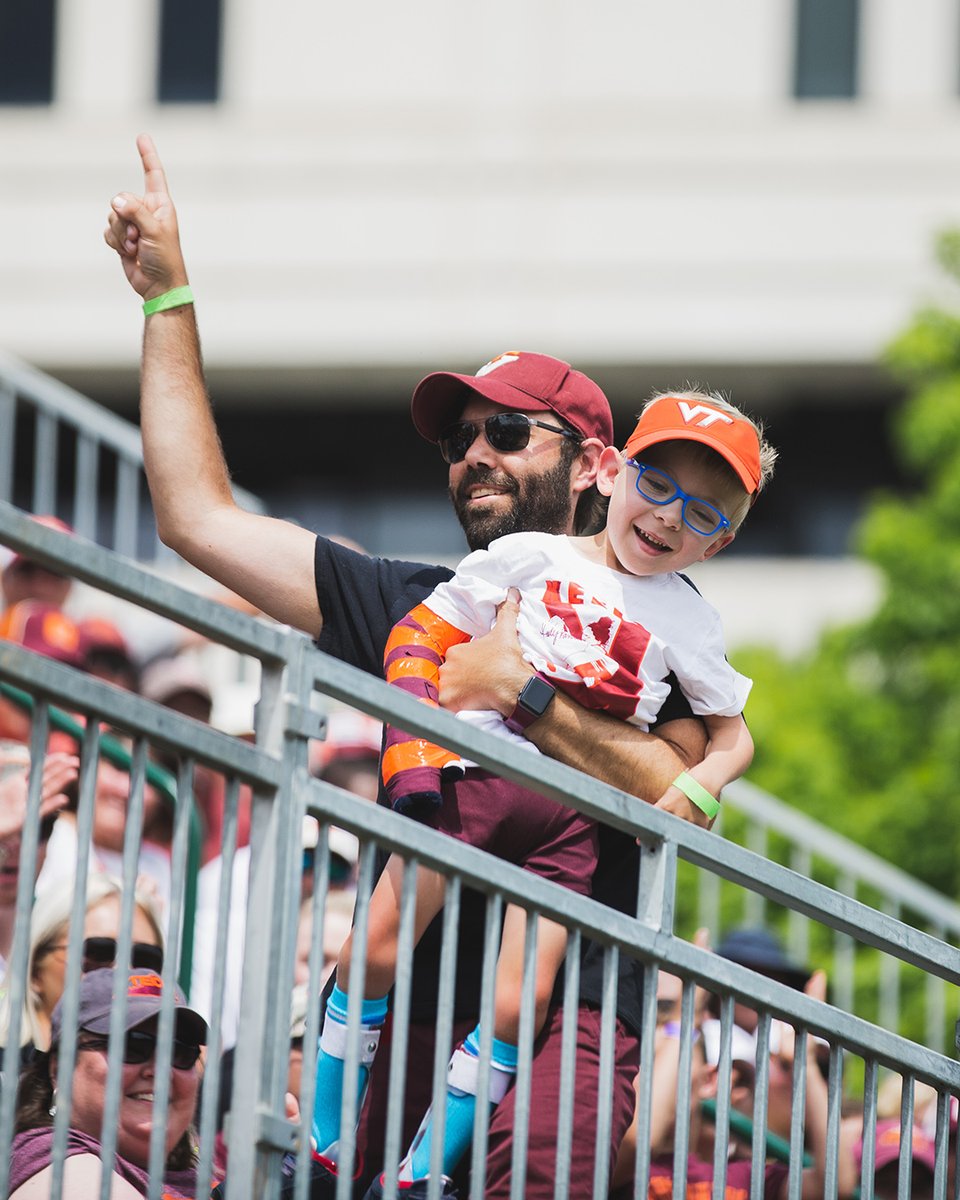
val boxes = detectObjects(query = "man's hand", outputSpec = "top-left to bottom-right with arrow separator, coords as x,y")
438,588 -> 532,716
653,782 -> 711,828
104,134 -> 188,300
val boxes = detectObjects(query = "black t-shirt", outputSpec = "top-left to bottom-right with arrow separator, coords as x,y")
314,535 -> 695,1036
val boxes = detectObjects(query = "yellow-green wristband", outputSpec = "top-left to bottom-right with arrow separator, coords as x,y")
672,772 -> 720,820
143,285 -> 194,317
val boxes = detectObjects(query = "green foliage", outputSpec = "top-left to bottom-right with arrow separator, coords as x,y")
674,235 -> 960,1054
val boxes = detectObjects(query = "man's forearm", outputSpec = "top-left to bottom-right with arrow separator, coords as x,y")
140,306 -> 235,556
526,695 -> 706,803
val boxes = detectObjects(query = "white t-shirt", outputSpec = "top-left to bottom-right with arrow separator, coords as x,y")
424,531 -> 750,751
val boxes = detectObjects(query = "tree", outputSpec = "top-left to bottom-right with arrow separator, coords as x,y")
735,231 -> 960,900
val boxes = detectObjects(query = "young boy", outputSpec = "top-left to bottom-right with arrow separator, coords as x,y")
313,391 -> 777,1196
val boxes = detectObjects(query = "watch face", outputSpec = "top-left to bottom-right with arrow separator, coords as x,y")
520,674 -> 556,716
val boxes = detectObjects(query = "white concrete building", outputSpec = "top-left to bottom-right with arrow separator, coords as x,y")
0,0 -> 953,634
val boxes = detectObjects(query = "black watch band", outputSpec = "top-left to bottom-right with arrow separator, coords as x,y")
505,672 -> 556,734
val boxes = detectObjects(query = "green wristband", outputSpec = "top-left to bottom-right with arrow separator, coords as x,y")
143,285 -> 194,316
672,771 -> 720,820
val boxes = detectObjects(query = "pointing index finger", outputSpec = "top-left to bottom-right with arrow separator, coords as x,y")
137,132 -> 169,195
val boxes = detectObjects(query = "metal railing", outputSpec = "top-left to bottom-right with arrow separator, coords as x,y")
702,780 -> 960,1054
0,349 -> 263,562
1,501 -> 959,1200
3,348 -> 957,1058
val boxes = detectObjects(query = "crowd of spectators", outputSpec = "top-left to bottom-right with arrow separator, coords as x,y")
0,519 -> 953,1198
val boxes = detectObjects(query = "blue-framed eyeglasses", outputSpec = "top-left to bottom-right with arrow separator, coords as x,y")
627,459 -> 730,537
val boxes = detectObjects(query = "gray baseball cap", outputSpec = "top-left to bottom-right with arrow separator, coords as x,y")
50,968 -> 207,1048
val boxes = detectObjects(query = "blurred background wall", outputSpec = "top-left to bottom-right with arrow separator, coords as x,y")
3,0 -> 959,646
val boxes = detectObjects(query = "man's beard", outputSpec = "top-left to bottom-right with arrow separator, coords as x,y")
451,457 -> 576,552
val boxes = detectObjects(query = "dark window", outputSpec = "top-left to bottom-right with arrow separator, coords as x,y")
0,0 -> 55,105
794,0 -> 859,98
157,0 -> 222,103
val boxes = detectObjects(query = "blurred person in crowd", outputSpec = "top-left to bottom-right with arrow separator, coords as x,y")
0,602 -> 85,749
78,616 -> 140,693
191,818 -> 355,1054
854,1117 -> 937,1199
310,707 -> 383,804
0,872 -> 164,1067
107,137 -> 710,1199
0,517 -> 73,612
0,748 -> 79,975
39,742 -> 173,927
9,967 -> 206,1198
142,654 -> 251,865
610,961 -> 846,1199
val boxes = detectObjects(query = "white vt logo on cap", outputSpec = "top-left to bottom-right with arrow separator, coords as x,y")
476,352 -> 521,377
677,401 -> 734,428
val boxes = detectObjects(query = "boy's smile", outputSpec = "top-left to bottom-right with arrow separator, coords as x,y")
594,442 -> 741,578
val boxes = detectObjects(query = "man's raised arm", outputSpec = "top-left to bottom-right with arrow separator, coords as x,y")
105,135 -> 321,636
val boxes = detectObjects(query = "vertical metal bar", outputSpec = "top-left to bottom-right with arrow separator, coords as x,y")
0,704 -> 51,1200
631,962 -> 659,1200
859,1059 -> 879,1197
744,826 -> 768,926
508,906 -> 540,1200
425,874 -> 462,1200
33,408 -> 58,514
710,994 -> 735,1200
467,890 -> 506,1200
670,981 -> 697,1199
932,1088 -> 950,1200
98,739 -> 148,1200
552,927 -> 581,1200
0,383 -> 16,501
823,1041 -> 843,1200
899,1074 -> 915,1200
749,1012 -> 771,1200
147,756 -> 196,1200
786,1027 -> 807,1200
336,839 -> 380,1200
635,838 -> 677,933
48,719 -> 101,1200
591,943 -> 619,1199
291,820 -> 331,1200
195,776 -> 242,1200
787,847 -> 811,966
114,455 -> 139,557
880,900 -> 901,1036
73,430 -> 99,542
834,873 -> 856,1018
379,854 -> 426,1200
926,922 -> 946,1054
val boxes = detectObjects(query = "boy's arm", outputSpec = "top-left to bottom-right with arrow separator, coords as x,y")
437,593 -> 710,821
663,713 -> 753,811
105,135 -> 322,636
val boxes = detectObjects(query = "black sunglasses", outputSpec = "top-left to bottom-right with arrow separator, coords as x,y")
437,412 -> 579,465
82,936 -> 164,976
78,1028 -> 201,1071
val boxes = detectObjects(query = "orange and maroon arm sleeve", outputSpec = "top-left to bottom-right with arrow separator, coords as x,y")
381,603 -> 471,811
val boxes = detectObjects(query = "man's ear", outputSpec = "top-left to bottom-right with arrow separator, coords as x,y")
570,438 -> 606,495
593,445 -> 623,498
698,530 -> 735,562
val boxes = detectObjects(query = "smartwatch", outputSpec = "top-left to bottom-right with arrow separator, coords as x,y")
505,673 -> 556,734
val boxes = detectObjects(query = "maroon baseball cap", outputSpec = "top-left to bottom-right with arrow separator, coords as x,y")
0,601 -> 83,667
50,968 -> 207,1047
411,351 -> 614,446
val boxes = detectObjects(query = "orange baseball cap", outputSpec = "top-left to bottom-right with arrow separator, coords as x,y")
623,396 -> 762,494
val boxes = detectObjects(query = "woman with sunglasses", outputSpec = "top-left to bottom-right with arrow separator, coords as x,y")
9,967 -> 206,1198
0,873 -> 164,1069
